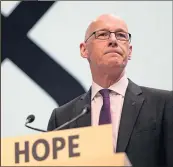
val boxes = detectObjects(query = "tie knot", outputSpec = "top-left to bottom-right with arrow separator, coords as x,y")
99,89 -> 110,98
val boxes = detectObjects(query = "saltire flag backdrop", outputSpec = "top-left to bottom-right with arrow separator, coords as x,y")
1,1 -> 172,137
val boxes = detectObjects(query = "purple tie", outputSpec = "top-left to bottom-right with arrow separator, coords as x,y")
99,89 -> 112,125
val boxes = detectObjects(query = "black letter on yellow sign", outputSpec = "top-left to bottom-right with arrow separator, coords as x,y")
32,139 -> 50,161
69,135 -> 80,157
53,137 -> 65,159
15,141 -> 29,163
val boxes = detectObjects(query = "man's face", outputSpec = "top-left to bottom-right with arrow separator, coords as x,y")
80,15 -> 132,74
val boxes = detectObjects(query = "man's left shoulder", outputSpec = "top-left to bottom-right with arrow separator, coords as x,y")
139,85 -> 172,101
140,85 -> 171,95
128,79 -> 172,98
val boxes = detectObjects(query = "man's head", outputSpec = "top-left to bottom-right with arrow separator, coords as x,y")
80,14 -> 132,77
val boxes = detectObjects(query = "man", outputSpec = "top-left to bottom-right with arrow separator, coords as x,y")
47,14 -> 173,167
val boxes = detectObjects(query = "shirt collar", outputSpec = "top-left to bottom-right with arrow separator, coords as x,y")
91,74 -> 129,100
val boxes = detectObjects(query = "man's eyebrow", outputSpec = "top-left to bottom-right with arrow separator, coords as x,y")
92,28 -> 109,32
94,28 -> 128,33
95,28 -> 109,31
115,28 -> 128,33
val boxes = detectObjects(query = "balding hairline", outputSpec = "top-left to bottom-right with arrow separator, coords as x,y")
84,14 -> 128,42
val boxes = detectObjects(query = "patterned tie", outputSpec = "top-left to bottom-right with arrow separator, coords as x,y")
99,89 -> 112,125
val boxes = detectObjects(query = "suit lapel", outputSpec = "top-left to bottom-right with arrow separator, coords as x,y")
73,88 -> 92,128
116,80 -> 145,152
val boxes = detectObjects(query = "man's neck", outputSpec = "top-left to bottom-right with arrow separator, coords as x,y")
92,70 -> 125,88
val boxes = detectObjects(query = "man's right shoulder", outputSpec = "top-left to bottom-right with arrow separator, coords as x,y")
47,92 -> 87,131
53,94 -> 84,113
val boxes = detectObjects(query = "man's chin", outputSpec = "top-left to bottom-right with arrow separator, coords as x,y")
102,63 -> 125,72
107,59 -> 125,67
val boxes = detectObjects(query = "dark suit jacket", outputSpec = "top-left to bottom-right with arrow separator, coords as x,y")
47,80 -> 173,167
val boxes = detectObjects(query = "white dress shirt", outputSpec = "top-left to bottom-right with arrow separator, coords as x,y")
91,74 -> 128,151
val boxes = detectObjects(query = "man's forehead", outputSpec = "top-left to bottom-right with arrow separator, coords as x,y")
94,20 -> 127,31
86,14 -> 128,37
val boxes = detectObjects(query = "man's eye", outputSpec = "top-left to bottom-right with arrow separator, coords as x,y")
117,33 -> 127,39
98,32 -> 109,36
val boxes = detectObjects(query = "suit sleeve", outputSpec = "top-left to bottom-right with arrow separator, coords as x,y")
163,91 -> 173,167
47,108 -> 58,131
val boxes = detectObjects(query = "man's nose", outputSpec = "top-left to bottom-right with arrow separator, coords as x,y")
108,33 -> 118,47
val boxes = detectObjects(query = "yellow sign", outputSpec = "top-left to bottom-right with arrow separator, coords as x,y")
1,125 -> 131,166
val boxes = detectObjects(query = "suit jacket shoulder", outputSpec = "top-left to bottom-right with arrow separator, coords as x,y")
139,85 -> 172,107
140,85 -> 172,97
47,92 -> 88,131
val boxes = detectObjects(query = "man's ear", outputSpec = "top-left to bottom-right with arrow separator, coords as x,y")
80,42 -> 89,59
128,45 -> 132,60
